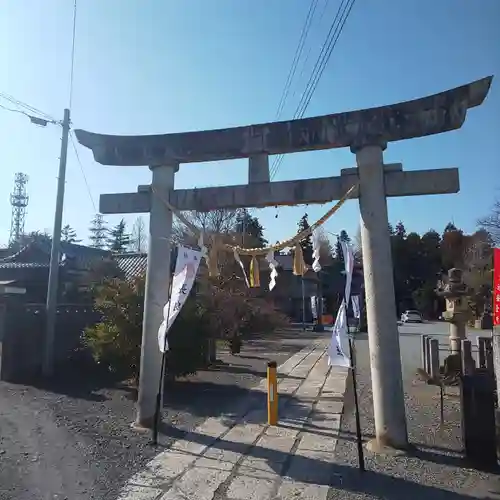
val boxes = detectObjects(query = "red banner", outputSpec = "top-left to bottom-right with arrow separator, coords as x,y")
494,248 -> 500,326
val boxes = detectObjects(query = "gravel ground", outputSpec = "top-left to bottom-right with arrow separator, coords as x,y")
328,333 -> 500,499
0,327 -> 325,500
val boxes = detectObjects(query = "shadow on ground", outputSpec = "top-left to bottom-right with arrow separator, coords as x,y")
152,419 -> 492,499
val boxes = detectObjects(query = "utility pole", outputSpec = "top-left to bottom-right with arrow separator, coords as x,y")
43,108 -> 71,377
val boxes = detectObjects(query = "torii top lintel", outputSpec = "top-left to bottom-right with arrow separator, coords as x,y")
74,77 -> 492,167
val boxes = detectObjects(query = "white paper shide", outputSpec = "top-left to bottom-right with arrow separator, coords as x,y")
158,245 -> 202,353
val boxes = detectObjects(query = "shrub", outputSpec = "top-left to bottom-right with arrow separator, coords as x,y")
84,276 -> 144,381
84,269 -> 290,384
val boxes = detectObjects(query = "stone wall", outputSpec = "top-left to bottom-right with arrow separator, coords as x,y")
0,302 -> 100,383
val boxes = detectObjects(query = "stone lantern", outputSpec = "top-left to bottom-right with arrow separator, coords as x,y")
436,268 -> 469,354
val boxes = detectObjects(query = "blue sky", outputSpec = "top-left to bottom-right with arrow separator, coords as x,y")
0,0 -> 498,247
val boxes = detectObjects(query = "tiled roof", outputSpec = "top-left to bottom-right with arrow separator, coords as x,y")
0,262 -> 50,269
114,248 -> 178,281
114,253 -> 148,280
0,241 -> 110,269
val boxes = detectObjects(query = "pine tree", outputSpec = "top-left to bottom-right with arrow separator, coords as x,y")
89,214 -> 108,249
14,230 -> 52,249
235,209 -> 267,247
61,224 -> 81,244
334,229 -> 351,264
297,213 -> 313,265
394,221 -> 407,238
108,219 -> 131,253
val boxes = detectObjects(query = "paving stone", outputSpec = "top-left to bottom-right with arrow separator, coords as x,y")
285,452 -> 335,484
201,445 -> 242,469
143,450 -> 199,482
237,456 -> 283,480
306,413 -> 341,433
277,479 -> 329,500
226,474 -> 276,500
277,377 -> 302,395
296,431 -> 338,454
314,400 -> 344,415
259,426 -> 299,454
169,438 -> 207,455
193,416 -> 232,439
171,465 -> 231,500
223,421 -> 264,445
117,484 -> 164,500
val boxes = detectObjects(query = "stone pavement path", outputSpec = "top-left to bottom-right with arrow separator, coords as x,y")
118,339 -> 349,500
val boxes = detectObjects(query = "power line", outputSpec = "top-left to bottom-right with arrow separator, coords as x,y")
288,0 -> 332,106
268,0 -> 321,222
0,92 -> 57,123
68,0 -> 77,109
70,131 -> 97,212
270,0 -> 357,180
271,0 -> 355,179
295,0 -> 356,118
274,0 -> 319,121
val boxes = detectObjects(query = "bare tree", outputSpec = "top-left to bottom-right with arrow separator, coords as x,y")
131,216 -> 147,252
314,227 -> 334,265
478,199 -> 500,245
172,209 -> 240,246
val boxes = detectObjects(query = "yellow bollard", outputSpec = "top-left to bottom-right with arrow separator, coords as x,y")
267,360 -> 278,425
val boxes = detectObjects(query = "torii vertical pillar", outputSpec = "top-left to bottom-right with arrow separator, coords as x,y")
354,143 -> 408,451
135,163 -> 178,429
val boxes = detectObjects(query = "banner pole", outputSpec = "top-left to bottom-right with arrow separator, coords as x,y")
151,280 -> 174,446
348,335 -> 365,472
492,248 -> 500,406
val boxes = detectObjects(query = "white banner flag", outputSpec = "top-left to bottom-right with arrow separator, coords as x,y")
341,241 -> 354,304
311,296 -> 317,319
158,245 -> 202,353
328,300 -> 350,367
329,240 -> 355,367
351,295 -> 360,319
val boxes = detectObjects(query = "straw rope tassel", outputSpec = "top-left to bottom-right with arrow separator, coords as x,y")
293,243 -> 306,277
249,254 -> 260,287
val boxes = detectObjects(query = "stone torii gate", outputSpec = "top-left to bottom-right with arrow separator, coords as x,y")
75,76 -> 492,452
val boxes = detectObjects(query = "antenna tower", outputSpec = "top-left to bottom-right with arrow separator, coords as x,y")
9,172 -> 29,246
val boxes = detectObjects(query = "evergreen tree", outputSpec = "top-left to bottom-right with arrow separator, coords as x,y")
297,213 -> 313,265
14,230 -> 52,249
441,222 -> 465,270
444,222 -> 458,234
334,229 -> 351,264
235,209 -> 267,247
89,214 -> 108,249
108,219 -> 131,253
61,224 -> 81,244
394,221 -> 407,238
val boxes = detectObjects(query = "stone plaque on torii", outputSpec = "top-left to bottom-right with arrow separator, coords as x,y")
75,76 -> 492,452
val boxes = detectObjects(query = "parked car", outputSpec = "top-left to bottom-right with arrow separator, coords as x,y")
401,310 -> 423,323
